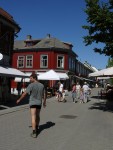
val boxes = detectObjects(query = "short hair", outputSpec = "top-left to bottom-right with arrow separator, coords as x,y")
30,73 -> 37,80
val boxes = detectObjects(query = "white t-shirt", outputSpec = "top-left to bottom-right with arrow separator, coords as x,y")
82,85 -> 89,92
76,85 -> 81,90
59,84 -> 63,92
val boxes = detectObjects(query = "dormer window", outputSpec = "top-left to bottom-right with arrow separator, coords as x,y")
25,42 -> 33,47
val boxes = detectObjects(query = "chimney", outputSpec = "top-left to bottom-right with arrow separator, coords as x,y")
26,35 -> 32,41
46,34 -> 51,38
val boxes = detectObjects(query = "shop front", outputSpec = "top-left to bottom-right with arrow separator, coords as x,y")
0,66 -> 29,104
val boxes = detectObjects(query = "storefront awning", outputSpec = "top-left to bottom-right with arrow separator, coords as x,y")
38,70 -> 69,80
0,66 -> 29,77
57,73 -> 69,80
15,73 -> 31,82
15,72 -> 43,82
74,75 -> 94,82
15,71 -> 69,82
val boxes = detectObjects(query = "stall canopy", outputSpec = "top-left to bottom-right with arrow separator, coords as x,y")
38,70 -> 69,80
38,70 -> 60,80
15,72 -> 43,82
75,75 -> 94,82
15,73 -> 31,82
97,77 -> 111,80
15,70 -> 69,82
0,66 -> 29,77
57,72 -> 69,80
89,67 -> 113,77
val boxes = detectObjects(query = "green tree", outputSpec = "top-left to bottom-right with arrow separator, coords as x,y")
106,57 -> 113,84
106,57 -> 113,67
83,0 -> 113,57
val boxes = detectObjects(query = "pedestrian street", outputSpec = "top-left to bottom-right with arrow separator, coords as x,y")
0,88 -> 113,150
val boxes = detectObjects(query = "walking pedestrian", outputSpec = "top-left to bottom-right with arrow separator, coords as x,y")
76,82 -> 81,99
79,88 -> 84,103
57,81 -> 64,102
72,83 -> 76,103
82,82 -> 90,103
16,73 -> 46,138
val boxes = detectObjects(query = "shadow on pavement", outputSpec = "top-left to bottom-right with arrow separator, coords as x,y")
91,96 -> 107,100
38,121 -> 55,135
0,106 -> 7,110
91,96 -> 99,99
89,101 -> 113,113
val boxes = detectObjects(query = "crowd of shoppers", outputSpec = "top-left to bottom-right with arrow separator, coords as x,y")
71,81 -> 91,103
54,81 -> 91,104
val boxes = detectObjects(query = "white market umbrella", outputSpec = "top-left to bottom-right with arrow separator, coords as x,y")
89,68 -> 107,77
0,66 -> 29,77
57,72 -> 69,80
97,77 -> 111,80
89,67 -> 113,77
38,70 -> 60,80
103,67 -> 113,76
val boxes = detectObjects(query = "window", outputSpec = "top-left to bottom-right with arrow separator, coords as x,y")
69,57 -> 72,69
26,42 -> 33,47
26,55 -> 33,68
40,55 -> 48,68
57,55 -> 64,68
17,56 -> 25,68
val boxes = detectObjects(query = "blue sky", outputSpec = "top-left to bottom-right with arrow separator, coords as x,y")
0,0 -> 109,69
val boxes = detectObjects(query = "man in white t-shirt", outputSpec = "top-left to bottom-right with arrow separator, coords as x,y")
58,81 -> 63,102
82,82 -> 90,103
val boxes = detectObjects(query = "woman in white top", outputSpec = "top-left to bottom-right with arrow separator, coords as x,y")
58,81 -> 63,102
76,82 -> 81,99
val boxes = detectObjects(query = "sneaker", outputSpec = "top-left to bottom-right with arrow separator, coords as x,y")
30,132 -> 37,138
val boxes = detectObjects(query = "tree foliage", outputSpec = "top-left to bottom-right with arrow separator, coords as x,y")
106,57 -> 113,67
83,0 -> 113,57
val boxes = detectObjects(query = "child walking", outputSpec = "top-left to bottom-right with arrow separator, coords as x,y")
79,88 -> 84,103
72,83 -> 76,103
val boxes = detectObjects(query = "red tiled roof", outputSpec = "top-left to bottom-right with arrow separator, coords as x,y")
0,7 -> 21,32
0,7 -> 13,22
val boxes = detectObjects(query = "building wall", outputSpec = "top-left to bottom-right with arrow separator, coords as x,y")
0,23 -> 14,66
11,49 -> 73,91
0,8 -> 20,103
12,50 -> 70,72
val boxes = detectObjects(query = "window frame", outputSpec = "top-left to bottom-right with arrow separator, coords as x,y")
57,55 -> 64,69
17,56 -> 25,68
26,55 -> 33,68
40,54 -> 48,68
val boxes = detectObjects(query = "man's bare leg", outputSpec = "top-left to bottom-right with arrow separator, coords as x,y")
30,108 -> 37,131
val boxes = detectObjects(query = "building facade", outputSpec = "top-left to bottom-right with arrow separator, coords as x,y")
12,34 -> 78,91
12,34 -> 95,93
0,8 -> 20,103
